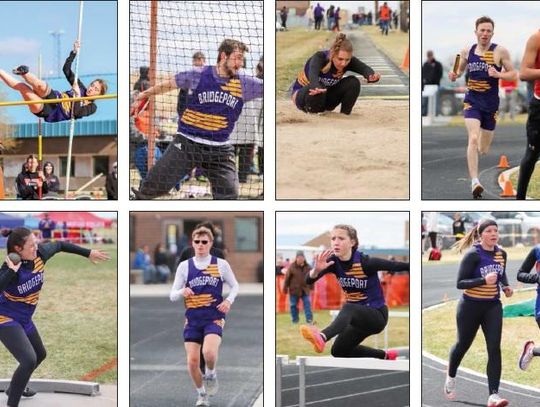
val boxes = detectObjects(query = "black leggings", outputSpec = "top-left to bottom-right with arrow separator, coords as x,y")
517,97 -> 540,199
0,325 -> 46,407
448,299 -> 502,395
295,76 -> 361,115
321,302 -> 388,358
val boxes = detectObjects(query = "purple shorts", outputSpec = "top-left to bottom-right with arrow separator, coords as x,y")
183,318 -> 224,343
0,315 -> 36,335
463,104 -> 497,131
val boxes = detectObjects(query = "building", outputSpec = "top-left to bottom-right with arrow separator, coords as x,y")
276,1 -> 310,16
130,212 -> 263,282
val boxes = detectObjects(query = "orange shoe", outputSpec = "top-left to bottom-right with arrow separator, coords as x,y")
300,324 -> 325,353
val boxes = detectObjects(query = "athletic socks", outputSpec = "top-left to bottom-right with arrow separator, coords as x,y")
196,386 -> 206,396
471,178 -> 480,188
205,368 -> 216,378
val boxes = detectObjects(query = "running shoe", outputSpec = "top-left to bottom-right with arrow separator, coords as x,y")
472,181 -> 484,199
5,386 -> 36,398
443,375 -> 456,400
487,393 -> 509,407
12,65 -> 29,75
195,393 -> 210,406
300,324 -> 325,353
204,374 -> 219,396
518,340 -> 535,371
385,349 -> 399,360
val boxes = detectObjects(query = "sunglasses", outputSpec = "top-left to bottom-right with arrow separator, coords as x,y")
193,240 -> 209,245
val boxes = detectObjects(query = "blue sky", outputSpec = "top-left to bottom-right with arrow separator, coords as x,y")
276,212 -> 409,248
423,1 -> 540,69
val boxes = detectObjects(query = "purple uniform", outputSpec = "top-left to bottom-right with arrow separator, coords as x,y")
184,256 -> 225,343
463,244 -> 506,301
463,43 -> 501,130
175,66 -> 263,143
293,51 -> 343,92
43,87 -> 88,123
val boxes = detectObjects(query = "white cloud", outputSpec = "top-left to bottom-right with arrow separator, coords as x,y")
0,38 -> 40,57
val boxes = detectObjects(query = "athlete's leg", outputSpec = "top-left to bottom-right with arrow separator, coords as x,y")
294,85 -> 326,113
202,144 -> 239,199
480,302 -> 502,395
185,342 -> 204,388
325,76 -> 361,114
464,118 -> 482,180
517,98 -> 540,199
0,69 -> 43,114
19,72 -> 49,98
320,302 -> 357,341
448,299 -> 482,378
201,334 -> 221,371
478,129 -> 495,155
0,326 -> 38,407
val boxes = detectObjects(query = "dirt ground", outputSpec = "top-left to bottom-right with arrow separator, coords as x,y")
276,99 -> 409,199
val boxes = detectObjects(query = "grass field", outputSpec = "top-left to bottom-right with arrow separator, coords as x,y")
360,25 -> 409,74
0,243 -> 117,383
510,164 -> 540,199
423,290 -> 540,387
276,307 -> 409,358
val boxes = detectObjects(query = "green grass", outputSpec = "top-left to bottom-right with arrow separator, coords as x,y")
360,25 -> 409,74
423,290 -> 540,387
276,307 -> 409,358
0,243 -> 117,383
510,165 -> 540,199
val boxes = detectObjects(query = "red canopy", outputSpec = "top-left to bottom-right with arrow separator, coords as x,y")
36,212 -> 113,229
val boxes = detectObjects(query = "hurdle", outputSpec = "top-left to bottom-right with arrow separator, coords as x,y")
0,378 -> 100,396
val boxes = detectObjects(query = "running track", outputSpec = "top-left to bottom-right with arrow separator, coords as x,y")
130,295 -> 263,407
422,123 -> 526,199
422,261 -> 540,406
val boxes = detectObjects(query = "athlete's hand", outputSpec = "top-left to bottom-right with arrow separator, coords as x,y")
88,249 -> 110,264
73,40 -> 80,54
72,83 -> 81,97
181,287 -> 195,297
308,88 -> 327,96
487,66 -> 500,78
217,299 -> 232,313
312,249 -> 335,276
367,73 -> 381,83
484,272 -> 498,285
5,255 -> 21,273
502,286 -> 513,298
448,71 -> 458,82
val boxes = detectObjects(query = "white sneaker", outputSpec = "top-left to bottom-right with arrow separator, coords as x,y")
472,181 -> 484,199
444,375 -> 456,400
518,340 -> 535,371
487,393 -> 509,407
195,393 -> 210,406
204,374 -> 219,396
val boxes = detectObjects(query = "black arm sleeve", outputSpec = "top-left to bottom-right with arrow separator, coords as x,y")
307,52 -> 327,87
305,267 -> 333,285
517,248 -> 540,284
63,51 -> 86,90
39,241 -> 91,263
361,255 -> 409,276
456,250 -> 485,289
0,264 -> 17,292
72,102 -> 97,119
499,251 -> 509,287
347,57 -> 375,78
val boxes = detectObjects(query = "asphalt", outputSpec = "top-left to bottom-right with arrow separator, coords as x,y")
347,30 -> 409,98
280,363 -> 409,407
422,261 -> 540,406
130,295 -> 263,407
0,385 -> 116,406
422,123 -> 526,199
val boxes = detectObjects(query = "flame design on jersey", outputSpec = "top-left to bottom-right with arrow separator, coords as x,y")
181,109 -> 228,131
0,315 -> 13,324
494,251 -> 505,267
467,79 -> 491,92
464,284 -> 498,299
213,318 -> 225,328
204,264 -> 221,278
3,291 -> 40,306
185,293 -> 216,309
345,263 -> 366,279
480,51 -> 495,65
33,257 -> 44,274
345,292 -> 368,302
221,79 -> 243,98
297,71 -> 309,87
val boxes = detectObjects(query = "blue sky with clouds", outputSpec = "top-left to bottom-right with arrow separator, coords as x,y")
276,212 -> 409,248
422,1 -> 540,69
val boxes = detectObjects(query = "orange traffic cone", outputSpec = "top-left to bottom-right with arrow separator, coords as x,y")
400,46 -> 409,70
500,179 -> 516,197
497,155 -> 510,169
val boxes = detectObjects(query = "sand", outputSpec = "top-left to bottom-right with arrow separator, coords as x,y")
276,99 -> 409,199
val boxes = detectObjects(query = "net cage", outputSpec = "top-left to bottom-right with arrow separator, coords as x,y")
130,1 -> 264,200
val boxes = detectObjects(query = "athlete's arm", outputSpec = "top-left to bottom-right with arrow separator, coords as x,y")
219,259 -> 239,304
0,263 -> 17,291
517,248 -> 540,284
456,250 -> 486,289
490,46 -> 517,80
170,261 -> 189,301
39,241 -> 91,262
520,32 -> 540,81
347,57 -> 377,80
306,249 -> 335,283
499,251 -> 513,297
307,52 -> 327,87
448,47 -> 468,81
361,255 -> 410,275
241,75 -> 264,102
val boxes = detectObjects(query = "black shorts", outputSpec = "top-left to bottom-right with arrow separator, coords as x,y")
33,88 -> 58,119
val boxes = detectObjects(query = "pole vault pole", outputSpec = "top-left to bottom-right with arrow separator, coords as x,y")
65,0 -> 84,198
38,53 -> 43,199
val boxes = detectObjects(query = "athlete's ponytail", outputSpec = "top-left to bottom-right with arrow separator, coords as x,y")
2,227 -> 32,254
452,219 -> 498,253
322,33 -> 354,74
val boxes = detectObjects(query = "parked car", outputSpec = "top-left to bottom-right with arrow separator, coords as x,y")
490,212 -> 540,245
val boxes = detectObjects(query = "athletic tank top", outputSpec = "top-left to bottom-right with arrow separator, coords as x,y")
535,30 -> 540,98
463,244 -> 505,301
463,43 -> 501,112
332,250 -> 385,308
45,88 -> 88,123
178,65 -> 244,143
292,50 -> 345,92
0,255 -> 45,323
184,256 -> 225,321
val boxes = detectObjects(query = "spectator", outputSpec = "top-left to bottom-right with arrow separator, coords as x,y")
333,7 -> 341,31
425,212 -> 439,250
422,50 -> 443,115
43,161 -> 60,195
276,256 -> 285,276
314,3 -> 324,30
62,221 -> 68,240
326,5 -> 335,31
379,2 -> 391,35
367,11 -> 373,25
38,212 -> 56,240
177,52 -> 206,117
452,213 -> 466,242
283,251 -> 313,324
133,66 -> 150,92
133,245 -> 157,284
105,161 -> 118,200
16,154 -> 47,200
280,6 -> 288,30
306,6 -> 314,30
154,243 -> 171,282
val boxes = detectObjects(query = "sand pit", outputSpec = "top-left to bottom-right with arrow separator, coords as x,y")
276,99 -> 409,199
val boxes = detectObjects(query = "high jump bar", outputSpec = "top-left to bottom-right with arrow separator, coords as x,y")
0,94 -> 117,107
